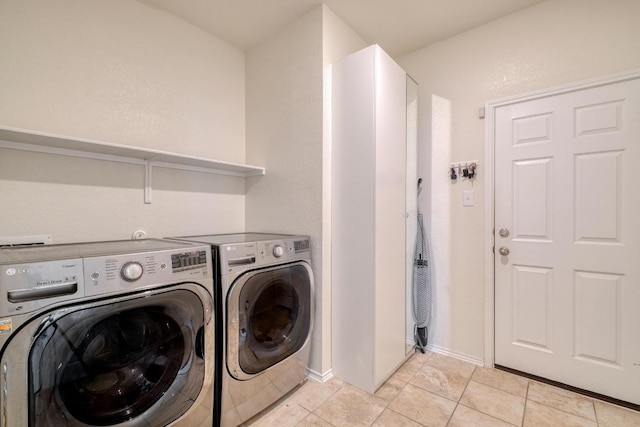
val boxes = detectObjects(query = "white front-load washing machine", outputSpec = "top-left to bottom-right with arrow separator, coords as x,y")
168,233 -> 314,427
0,239 -> 215,426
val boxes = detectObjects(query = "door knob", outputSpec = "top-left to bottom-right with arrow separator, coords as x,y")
499,247 -> 510,256
499,228 -> 510,238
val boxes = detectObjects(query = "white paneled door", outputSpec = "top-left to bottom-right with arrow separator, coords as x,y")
494,74 -> 640,404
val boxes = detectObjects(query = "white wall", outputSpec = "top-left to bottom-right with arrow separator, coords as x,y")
245,5 -> 366,376
244,4 -> 324,373
321,6 -> 369,375
396,0 -> 640,362
0,0 -> 247,242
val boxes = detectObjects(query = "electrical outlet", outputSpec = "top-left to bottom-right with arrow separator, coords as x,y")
132,230 -> 147,240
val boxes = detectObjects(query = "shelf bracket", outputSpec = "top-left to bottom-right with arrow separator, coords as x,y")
144,161 -> 153,204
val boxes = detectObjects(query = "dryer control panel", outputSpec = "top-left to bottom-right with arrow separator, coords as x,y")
219,237 -> 310,275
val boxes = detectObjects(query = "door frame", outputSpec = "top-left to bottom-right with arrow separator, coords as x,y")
483,68 -> 640,368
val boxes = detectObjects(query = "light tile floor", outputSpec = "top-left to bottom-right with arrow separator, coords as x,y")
246,350 -> 640,427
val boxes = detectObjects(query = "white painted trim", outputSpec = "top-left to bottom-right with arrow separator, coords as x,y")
427,344 -> 484,367
307,368 -> 334,383
484,99 -> 496,368
483,67 -> 640,370
310,347 -> 483,387
0,125 -> 266,176
0,139 -> 147,166
404,330 -> 485,367
486,68 -> 640,109
149,161 -> 251,177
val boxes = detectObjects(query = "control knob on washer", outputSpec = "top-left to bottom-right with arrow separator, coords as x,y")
121,261 -> 143,282
272,245 -> 284,258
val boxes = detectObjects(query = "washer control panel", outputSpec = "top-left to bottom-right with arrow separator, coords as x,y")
120,261 -> 144,282
0,240 -> 212,318
84,247 -> 211,297
171,250 -> 208,272
272,245 -> 285,258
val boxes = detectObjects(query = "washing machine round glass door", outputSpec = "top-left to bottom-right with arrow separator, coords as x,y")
27,286 -> 209,426
227,262 -> 313,378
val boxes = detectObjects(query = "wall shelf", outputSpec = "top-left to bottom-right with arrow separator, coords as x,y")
0,126 -> 265,203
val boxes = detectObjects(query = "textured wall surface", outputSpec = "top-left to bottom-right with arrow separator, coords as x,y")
245,6 -> 324,373
0,0 -> 247,242
397,0 -> 640,362
245,5 -> 367,375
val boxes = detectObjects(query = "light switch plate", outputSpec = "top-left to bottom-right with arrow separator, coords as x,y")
463,190 -> 474,207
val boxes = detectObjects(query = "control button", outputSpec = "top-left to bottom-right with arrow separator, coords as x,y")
90,272 -> 100,281
273,245 -> 284,258
120,262 -> 143,282
160,263 -> 167,270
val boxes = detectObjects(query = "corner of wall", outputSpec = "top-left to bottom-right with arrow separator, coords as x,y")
320,5 -> 368,376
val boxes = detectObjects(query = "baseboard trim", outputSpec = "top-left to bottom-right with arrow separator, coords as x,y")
307,368 -> 334,383
419,344 -> 485,367
318,345 -> 484,385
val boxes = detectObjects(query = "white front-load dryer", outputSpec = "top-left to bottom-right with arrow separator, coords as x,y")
168,233 -> 314,427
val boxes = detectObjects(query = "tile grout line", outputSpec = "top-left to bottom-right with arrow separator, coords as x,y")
521,380 -> 530,427
470,369 -> 529,398
470,366 -> 603,425
299,379 -> 346,427
369,351 -> 432,426
446,367 -> 529,426
367,394 -> 389,427
384,370 -> 434,427
387,406 -> 430,427
310,410 -> 339,427
528,382 -> 601,425
444,364 -> 477,426
376,353 -> 422,426
525,398 -> 599,426
320,381 -> 351,427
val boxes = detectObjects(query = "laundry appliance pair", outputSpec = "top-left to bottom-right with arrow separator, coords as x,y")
0,233 -> 314,427
168,233 -> 314,427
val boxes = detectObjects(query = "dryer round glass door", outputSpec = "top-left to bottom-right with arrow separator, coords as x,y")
227,262 -> 313,379
26,286 -> 209,426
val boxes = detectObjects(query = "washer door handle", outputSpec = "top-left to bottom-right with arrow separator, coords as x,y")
195,326 -> 205,359
8,282 -> 78,303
